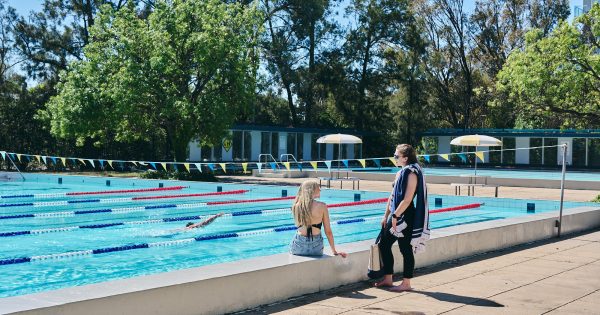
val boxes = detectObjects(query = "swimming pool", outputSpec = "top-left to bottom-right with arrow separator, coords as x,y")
0,173 -> 594,298
353,167 -> 600,181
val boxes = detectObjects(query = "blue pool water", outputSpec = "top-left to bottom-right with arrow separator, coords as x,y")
0,173 -> 595,298
354,167 -> 600,181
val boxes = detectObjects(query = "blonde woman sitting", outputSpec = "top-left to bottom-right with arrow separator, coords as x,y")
289,181 -> 347,258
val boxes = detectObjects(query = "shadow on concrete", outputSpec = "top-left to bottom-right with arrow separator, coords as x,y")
410,290 -> 504,307
362,309 -> 426,315
232,229 -> 598,314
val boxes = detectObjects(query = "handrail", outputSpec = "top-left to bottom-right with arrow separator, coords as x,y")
5,154 -> 25,181
258,154 -> 280,173
279,154 -> 298,164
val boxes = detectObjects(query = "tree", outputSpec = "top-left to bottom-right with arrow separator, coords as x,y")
260,0 -> 336,126
497,5 -> 600,128
43,0 -> 262,161
314,0 -> 412,132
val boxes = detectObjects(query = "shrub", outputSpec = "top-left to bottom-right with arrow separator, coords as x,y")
139,170 -> 218,182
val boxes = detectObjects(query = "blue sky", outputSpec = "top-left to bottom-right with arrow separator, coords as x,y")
8,0 -> 584,18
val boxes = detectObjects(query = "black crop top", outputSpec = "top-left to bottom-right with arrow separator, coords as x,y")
299,222 -> 323,239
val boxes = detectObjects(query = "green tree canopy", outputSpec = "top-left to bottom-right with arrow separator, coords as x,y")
498,5 -> 600,128
42,0 -> 262,160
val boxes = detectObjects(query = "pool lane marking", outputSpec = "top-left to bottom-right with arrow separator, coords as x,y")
0,190 -> 249,209
0,199 -> 390,236
0,194 -> 296,220
0,186 -> 188,199
0,201 -> 482,238
0,216 -> 384,265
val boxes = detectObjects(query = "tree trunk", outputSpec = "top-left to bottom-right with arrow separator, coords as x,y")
306,20 -> 315,125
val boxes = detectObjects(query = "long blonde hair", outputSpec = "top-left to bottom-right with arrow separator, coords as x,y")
292,181 -> 320,227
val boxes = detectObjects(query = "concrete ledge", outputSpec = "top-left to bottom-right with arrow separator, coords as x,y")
2,206 -> 599,315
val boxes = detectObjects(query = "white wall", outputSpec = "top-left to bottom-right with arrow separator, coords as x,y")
515,137 -> 529,164
558,138 -> 572,165
303,133 -> 312,161
188,140 -> 201,161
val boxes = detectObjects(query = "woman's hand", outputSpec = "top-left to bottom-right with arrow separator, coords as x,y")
391,214 -> 397,231
334,251 -> 348,258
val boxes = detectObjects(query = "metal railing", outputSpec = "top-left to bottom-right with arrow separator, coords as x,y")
258,154 -> 280,173
5,154 -> 25,181
279,154 -> 299,164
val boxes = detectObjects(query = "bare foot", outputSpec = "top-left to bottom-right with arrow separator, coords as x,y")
389,284 -> 413,292
374,280 -> 394,287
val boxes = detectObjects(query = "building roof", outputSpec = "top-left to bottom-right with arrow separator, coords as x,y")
420,128 -> 600,138
231,124 -> 375,136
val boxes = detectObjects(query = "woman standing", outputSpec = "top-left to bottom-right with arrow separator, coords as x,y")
289,181 -> 347,258
375,144 -> 429,291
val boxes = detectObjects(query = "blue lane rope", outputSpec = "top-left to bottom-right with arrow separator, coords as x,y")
0,195 -> 209,209
0,216 -> 380,266
0,204 -> 384,238
0,203 -> 203,220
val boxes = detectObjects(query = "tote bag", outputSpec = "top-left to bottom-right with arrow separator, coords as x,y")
367,228 -> 385,279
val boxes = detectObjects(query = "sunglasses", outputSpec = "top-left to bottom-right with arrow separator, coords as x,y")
393,154 -> 404,160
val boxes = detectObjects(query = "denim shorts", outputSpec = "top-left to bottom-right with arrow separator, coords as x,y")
289,233 -> 324,256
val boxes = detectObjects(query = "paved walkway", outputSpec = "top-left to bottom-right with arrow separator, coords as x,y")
237,229 -> 600,315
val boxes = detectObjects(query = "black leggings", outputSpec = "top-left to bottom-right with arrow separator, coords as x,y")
378,226 -> 415,278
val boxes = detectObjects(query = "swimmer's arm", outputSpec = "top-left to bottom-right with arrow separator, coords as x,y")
187,213 -> 224,229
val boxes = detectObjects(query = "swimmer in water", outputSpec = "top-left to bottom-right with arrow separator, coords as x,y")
154,213 -> 224,238
184,212 -> 224,230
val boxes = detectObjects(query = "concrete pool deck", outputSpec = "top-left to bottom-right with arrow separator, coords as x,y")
237,228 -> 600,315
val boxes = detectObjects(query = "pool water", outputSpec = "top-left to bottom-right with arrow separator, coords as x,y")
0,173 -> 594,298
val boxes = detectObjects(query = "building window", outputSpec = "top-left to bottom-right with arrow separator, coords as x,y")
287,133 -> 296,158
243,131 -> 252,161
201,145 -> 212,161
422,137 -> 438,163
543,138 -> 558,166
354,143 -> 362,159
502,137 -> 515,164
261,132 -> 270,157
573,138 -> 587,167
296,133 -> 304,160
232,131 -> 243,161
214,143 -> 222,161
271,132 -> 279,158
589,139 -> 600,167
311,134 -> 325,160
530,138 -> 543,165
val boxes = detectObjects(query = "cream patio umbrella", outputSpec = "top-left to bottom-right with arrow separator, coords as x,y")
316,134 -> 363,178
450,134 -> 502,176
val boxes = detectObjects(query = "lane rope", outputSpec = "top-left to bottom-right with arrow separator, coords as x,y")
0,186 -> 187,199
0,190 -> 249,209
0,215 -> 383,266
0,194 -> 295,220
0,198 -> 392,237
